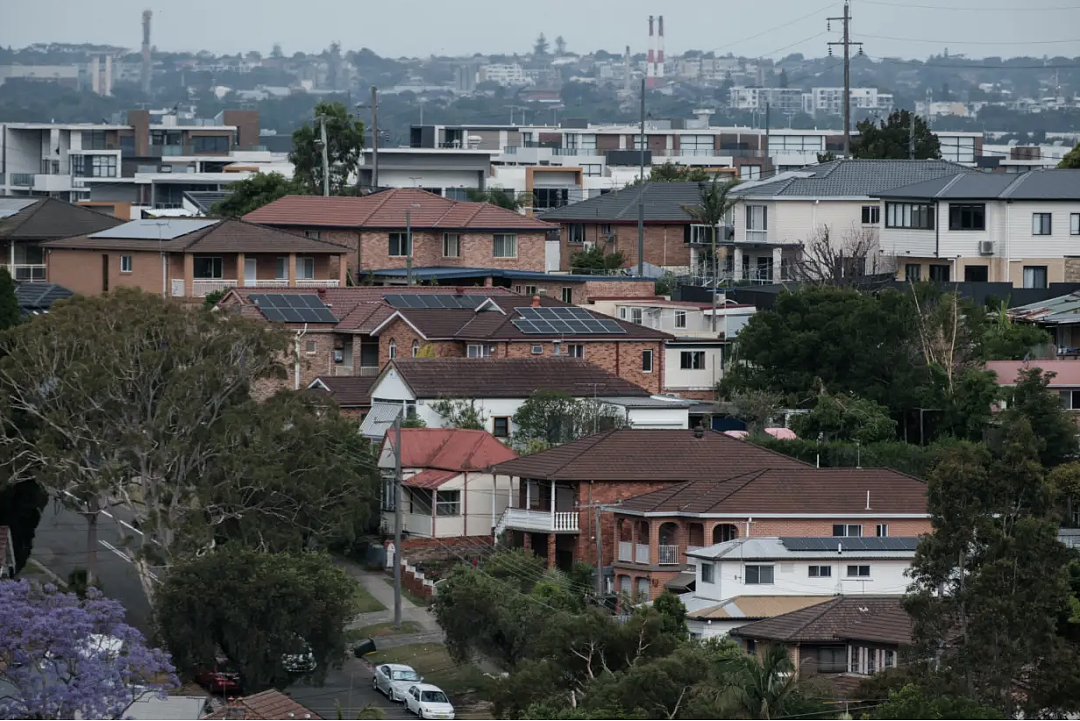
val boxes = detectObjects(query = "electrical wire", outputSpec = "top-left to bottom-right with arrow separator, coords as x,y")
857,32 -> 1080,46
859,0 -> 1080,9
705,3 -> 842,56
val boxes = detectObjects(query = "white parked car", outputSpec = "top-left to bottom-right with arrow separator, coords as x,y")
372,663 -> 422,702
405,683 -> 455,719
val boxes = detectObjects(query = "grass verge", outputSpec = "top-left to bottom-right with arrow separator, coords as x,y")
352,621 -> 422,638
353,585 -> 387,614
366,643 -> 488,698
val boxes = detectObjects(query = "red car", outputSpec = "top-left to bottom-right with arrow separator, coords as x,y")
195,657 -> 242,695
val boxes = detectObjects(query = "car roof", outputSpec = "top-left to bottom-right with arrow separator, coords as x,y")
384,663 -> 417,671
412,683 -> 446,692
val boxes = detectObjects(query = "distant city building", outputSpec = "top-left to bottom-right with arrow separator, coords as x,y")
804,87 -> 893,117
479,63 -> 529,87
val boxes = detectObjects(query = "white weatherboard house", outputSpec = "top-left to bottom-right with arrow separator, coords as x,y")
359,357 -> 691,441
681,536 -> 918,639
875,168 -> 1080,286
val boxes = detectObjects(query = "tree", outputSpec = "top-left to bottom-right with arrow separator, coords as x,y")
290,101 -> 365,195
729,390 -> 781,434
1059,142 -> 1080,168
980,300 -> 1052,360
430,397 -> 486,430
778,69 -> 789,88
466,186 -> 524,211
511,390 -> 628,449
870,684 -> 1003,719
555,36 -> 567,56
1000,367 -> 1079,468
719,645 -> 820,720
0,478 -> 47,574
534,33 -> 550,57
211,172 -> 303,217
791,390 -> 896,443
154,549 -> 359,693
815,150 -> 836,163
648,162 -> 711,183
0,580 -> 176,719
789,225 -> 894,285
684,177 -> 740,317
853,110 -> 941,160
0,267 -> 20,331
570,245 -> 626,274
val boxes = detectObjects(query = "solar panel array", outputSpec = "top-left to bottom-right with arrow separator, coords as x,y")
0,198 -> 37,219
88,219 -> 219,240
512,306 -> 627,335
383,294 -> 488,309
779,537 -> 918,552
249,293 -> 338,323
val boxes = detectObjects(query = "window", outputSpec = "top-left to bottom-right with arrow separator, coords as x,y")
388,233 -> 411,257
619,308 -> 628,320
948,203 -> 986,231
304,340 -> 317,355
388,339 -> 396,359
885,202 -> 935,230
567,344 -> 584,358
561,287 -> 573,304
1072,213 -> 1080,235
876,524 -> 889,537
411,340 -> 420,357
533,188 -> 569,209
904,264 -> 921,282
861,205 -> 880,225
641,349 -> 653,373
700,562 -> 715,584
493,233 -> 517,258
884,649 -> 896,669
582,164 -> 602,177
84,130 -> 108,150
745,205 -> 768,233
297,257 -> 315,280
467,343 -> 486,358
833,524 -> 863,537
964,265 -> 989,282
1023,265 -> 1048,289
381,473 -> 396,511
744,564 -> 774,585
739,165 -> 762,180
193,257 -> 223,279
631,308 -> 643,325
523,285 -> 538,296
435,490 -> 461,516
568,224 -> 586,244
929,264 -> 951,282
190,135 -> 229,153
689,224 -> 715,244
274,257 -> 288,279
680,351 -> 705,370
808,565 -> 832,578
846,565 -> 871,577
492,417 -> 510,438
745,639 -> 757,655
303,230 -> 321,240
531,345 -> 543,355
90,155 -> 117,178
674,310 -> 687,328
443,233 -> 460,258
1032,212 -> 1053,235
818,646 -> 847,673
120,255 -> 133,273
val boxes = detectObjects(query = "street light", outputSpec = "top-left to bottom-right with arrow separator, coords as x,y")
405,202 -> 420,286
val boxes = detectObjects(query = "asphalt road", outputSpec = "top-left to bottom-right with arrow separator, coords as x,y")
288,656 -> 415,720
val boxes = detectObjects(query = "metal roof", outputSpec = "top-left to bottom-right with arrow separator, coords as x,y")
599,395 -> 695,408
360,402 -> 403,439
734,159 -> 974,199
1009,291 -> 1080,325
89,218 -> 219,240
367,266 -> 659,282
182,190 -> 231,213
14,282 -> 73,312
0,198 -> 38,219
686,536 -> 920,561
875,168 -> 1080,201
537,182 -> 707,223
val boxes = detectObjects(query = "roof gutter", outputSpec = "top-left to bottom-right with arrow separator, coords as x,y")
608,510 -> 929,519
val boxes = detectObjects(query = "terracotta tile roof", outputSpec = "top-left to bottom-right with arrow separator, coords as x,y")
0,198 -> 123,240
615,468 -> 927,516
689,595 -> 831,621
202,689 -> 322,720
390,357 -> 651,398
384,428 -> 518,471
986,359 -> 1080,387
310,376 -> 376,407
729,596 -> 912,645
243,188 -> 555,231
42,218 -> 350,254
405,468 -> 461,489
490,429 -> 812,481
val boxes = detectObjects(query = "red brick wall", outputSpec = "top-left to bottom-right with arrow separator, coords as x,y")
375,318 -> 464,367
251,328 -> 339,400
358,230 -> 547,273
47,248 -> 167,295
560,223 -> 691,271
570,481 -> 679,567
579,279 -> 658,300
503,339 -> 665,394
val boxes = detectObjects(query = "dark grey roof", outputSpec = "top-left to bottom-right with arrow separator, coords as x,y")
735,159 -> 974,199
15,282 -> 73,314
0,198 -> 123,240
537,182 -> 705,223
183,190 -> 232,214
874,168 -> 1080,201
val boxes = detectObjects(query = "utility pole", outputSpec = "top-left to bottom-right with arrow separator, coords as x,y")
764,102 -> 771,177
371,86 -> 380,190
318,115 -> 330,197
594,505 -> 604,596
909,110 -> 916,159
637,77 -> 646,277
405,207 -> 414,286
827,0 -> 861,158
393,412 -> 403,629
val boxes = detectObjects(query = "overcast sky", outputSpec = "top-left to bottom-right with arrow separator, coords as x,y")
2,0 -> 1078,61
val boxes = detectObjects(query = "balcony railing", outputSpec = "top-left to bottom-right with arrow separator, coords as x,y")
247,278 -> 341,288
192,279 -> 237,297
357,365 -> 380,377
745,229 -> 769,244
9,265 -> 46,282
635,543 -> 650,564
658,544 -> 681,566
333,365 -> 354,376
10,173 -> 33,187
502,508 -> 579,532
678,148 -> 719,157
553,147 -> 602,156
618,541 -> 633,562
171,279 -> 185,297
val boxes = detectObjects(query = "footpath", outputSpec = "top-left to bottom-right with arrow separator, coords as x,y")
335,558 -> 445,643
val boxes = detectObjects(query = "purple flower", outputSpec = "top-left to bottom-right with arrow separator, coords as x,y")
0,579 -> 178,719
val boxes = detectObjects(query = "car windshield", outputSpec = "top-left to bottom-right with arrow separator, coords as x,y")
422,691 -> 449,703
392,669 -> 420,681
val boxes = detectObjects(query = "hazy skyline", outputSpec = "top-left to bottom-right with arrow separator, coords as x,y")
3,0 -> 1079,61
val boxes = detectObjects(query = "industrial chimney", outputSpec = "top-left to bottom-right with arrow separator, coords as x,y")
646,16 -> 655,89
141,9 -> 152,95
657,16 -> 665,82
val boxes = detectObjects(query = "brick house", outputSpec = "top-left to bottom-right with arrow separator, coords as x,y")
610,467 -> 930,600
487,429 -> 812,575
0,197 -> 122,282
537,182 -> 712,273
307,376 -> 376,419
242,188 -> 555,278
41,218 -> 349,298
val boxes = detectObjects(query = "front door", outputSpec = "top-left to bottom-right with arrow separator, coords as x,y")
244,258 -> 257,285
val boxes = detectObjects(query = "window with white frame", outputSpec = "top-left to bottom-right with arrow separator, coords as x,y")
443,233 -> 460,258
304,340 -> 317,355
567,343 -> 584,358
568,224 -> 586,244
674,310 -> 687,328
275,256 -> 288,279
91,155 -> 117,178
846,564 -> 871,577
120,255 -> 133,273
619,307 -> 628,320
435,490 -> 461,516
641,349 -> 653,373
745,205 -> 767,239
700,562 -> 715,583
492,417 -> 510,438
680,351 -> 705,370
1072,213 -> 1080,236
885,202 -> 935,230
531,345 -> 543,355
412,340 -> 420,357
1032,213 -> 1052,235
876,524 -> 889,537
297,256 -> 315,280
1024,265 -> 1048,289
739,165 -> 762,180
388,232 -> 411,257
861,205 -> 881,225
808,565 -> 832,577
744,564 -> 774,584
631,308 -> 643,325
493,233 -> 517,258
833,524 -> 863,537
388,339 -> 397,359
689,224 -> 714,244
304,230 -> 321,240
561,287 -> 573,304
467,343 -> 489,358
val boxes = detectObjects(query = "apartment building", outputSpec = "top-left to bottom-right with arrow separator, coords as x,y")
875,169 -> 1080,286
804,87 -> 894,117
728,87 -> 807,115
478,63 -> 529,86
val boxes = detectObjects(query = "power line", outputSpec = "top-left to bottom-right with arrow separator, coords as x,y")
706,2 -> 841,56
859,0 -> 1080,9
857,33 -> 1080,45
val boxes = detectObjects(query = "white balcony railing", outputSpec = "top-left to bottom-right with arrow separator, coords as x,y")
333,365 -> 354,376
9,264 -> 46,282
171,279 -> 185,297
502,508 -> 580,533
635,543 -> 650,564
248,278 -> 341,288
357,365 -> 380,377
745,229 -> 769,244
618,541 -> 633,562
191,279 -> 237,297
658,544 -> 681,566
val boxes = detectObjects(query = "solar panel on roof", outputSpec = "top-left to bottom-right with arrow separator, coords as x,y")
88,218 -> 219,240
779,537 -> 919,552
382,294 -> 487,310
248,293 -> 338,323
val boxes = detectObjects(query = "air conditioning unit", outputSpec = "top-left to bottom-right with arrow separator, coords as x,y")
978,241 -> 995,256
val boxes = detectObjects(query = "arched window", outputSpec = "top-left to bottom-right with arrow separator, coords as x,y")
412,340 -> 420,357
388,339 -> 397,359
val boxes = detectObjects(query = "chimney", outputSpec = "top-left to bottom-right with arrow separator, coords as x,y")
657,16 -> 665,80
455,286 -> 465,296
531,295 -> 541,308
647,16 -> 655,89
693,423 -> 705,439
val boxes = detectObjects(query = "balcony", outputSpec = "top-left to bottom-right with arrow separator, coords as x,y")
357,365 -> 380,377
745,229 -> 769,244
9,173 -> 33,187
678,148 -> 719,157
658,544 -> 681,566
553,147 -> 602,157
635,543 -> 650,564
247,278 -> 341,288
618,541 -> 633,562
8,265 -> 46,282
502,508 -> 579,533
191,279 -> 237,297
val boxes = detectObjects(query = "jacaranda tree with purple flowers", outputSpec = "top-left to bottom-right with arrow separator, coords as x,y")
0,579 -> 177,720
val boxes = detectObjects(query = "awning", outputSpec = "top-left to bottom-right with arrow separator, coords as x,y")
360,402 -> 402,440
664,572 -> 696,593
405,469 -> 459,489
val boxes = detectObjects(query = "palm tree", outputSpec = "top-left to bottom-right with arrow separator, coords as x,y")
722,645 -> 811,720
683,176 -> 740,331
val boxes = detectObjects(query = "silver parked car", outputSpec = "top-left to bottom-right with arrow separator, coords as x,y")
405,683 -> 455,719
372,663 -> 422,702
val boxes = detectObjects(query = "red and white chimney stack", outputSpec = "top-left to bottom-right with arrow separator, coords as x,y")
657,16 -> 665,81
646,15 -> 655,88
